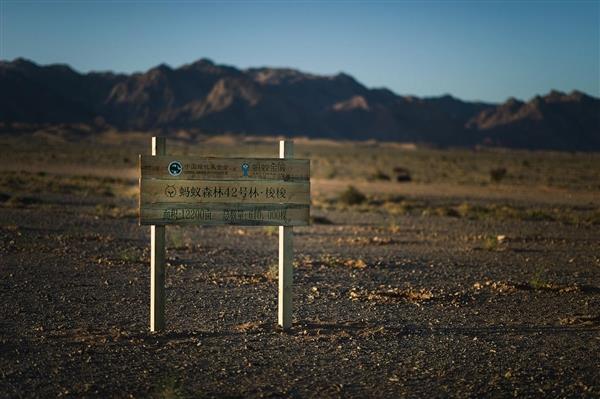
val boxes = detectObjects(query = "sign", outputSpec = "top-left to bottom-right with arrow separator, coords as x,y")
140,138 -> 305,332
139,156 -> 310,226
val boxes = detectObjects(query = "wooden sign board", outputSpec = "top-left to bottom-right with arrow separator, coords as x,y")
140,139 -> 303,332
139,155 -> 310,226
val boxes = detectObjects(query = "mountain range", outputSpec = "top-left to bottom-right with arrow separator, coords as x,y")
1,58 -> 598,150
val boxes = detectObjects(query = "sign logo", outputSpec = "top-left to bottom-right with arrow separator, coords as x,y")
165,185 -> 177,197
168,161 -> 182,176
241,162 -> 250,177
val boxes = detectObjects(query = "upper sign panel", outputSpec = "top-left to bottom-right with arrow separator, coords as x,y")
140,156 -> 310,181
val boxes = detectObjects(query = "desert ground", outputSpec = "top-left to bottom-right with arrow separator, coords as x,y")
1,130 -> 599,398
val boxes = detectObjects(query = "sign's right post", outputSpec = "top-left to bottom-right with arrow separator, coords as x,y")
278,140 -> 294,330
150,136 -> 166,332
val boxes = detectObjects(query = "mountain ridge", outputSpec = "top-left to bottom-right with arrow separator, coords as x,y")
1,58 -> 598,150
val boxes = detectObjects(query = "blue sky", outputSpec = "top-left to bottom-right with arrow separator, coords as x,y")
1,0 -> 598,102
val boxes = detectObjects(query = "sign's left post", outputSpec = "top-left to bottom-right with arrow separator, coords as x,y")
150,137 -> 166,331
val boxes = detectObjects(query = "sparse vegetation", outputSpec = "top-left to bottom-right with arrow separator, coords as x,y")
167,227 -> 189,250
482,235 -> 503,251
350,286 -> 433,303
375,198 -> 600,225
116,247 -> 140,262
310,215 -> 333,224
529,268 -> 551,290
153,375 -> 186,399
317,254 -> 368,269
1,134 -> 600,189
343,258 -> 367,269
338,185 -> 366,205
0,170 -> 131,199
94,203 -> 137,219
489,167 -> 507,182
318,253 -> 338,268
337,235 -> 395,246
263,226 -> 278,236
369,169 -> 391,181
1,135 -> 599,398
3,194 -> 43,207
393,167 -> 412,182
387,222 -> 401,234
265,263 -> 278,281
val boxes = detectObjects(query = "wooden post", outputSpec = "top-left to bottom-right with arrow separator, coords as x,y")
278,140 -> 294,330
150,137 -> 166,331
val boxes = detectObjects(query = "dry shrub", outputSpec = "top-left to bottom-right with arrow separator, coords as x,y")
490,167 -> 507,182
393,167 -> 412,182
310,215 -> 334,224
317,254 -> 368,269
234,321 -> 265,333
264,263 -> 278,281
338,185 -> 366,205
337,236 -> 395,246
350,287 -> 433,303
343,258 -> 367,269
369,170 -> 391,181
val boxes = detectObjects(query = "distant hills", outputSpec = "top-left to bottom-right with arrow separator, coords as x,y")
1,58 -> 598,150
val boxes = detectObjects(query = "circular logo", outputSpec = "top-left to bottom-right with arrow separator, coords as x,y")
168,161 -> 182,176
165,185 -> 177,197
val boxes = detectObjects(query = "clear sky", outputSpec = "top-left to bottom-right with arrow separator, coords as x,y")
1,0 -> 598,103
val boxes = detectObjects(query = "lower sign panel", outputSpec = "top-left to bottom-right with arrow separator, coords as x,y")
140,203 -> 310,226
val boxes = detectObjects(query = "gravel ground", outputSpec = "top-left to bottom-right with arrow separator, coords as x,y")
1,186 -> 599,398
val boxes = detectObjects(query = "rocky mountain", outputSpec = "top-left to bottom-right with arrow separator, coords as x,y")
466,91 -> 600,151
1,58 -> 598,150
